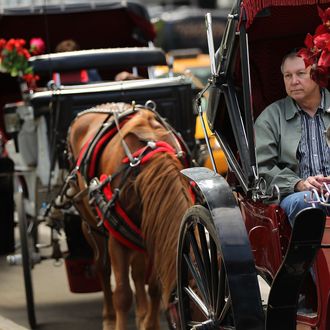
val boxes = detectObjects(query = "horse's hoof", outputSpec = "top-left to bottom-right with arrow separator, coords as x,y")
102,319 -> 116,330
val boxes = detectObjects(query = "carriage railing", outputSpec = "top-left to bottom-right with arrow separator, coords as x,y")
305,184 -> 330,207
204,4 -> 259,196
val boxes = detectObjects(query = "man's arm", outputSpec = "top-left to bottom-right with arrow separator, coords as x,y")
255,109 -> 301,196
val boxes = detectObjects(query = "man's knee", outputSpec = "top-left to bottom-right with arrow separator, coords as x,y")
280,191 -> 311,226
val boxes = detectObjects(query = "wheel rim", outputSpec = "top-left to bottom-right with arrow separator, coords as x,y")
16,190 -> 37,329
177,205 -> 234,329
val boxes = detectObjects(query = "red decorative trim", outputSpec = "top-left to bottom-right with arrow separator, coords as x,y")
80,70 -> 89,83
94,174 -> 144,252
95,204 -> 144,252
88,116 -> 134,179
88,126 -> 119,178
103,221 -> 145,253
100,174 -> 142,236
240,0 -> 324,28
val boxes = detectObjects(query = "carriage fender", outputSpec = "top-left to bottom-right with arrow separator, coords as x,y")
181,166 -> 265,329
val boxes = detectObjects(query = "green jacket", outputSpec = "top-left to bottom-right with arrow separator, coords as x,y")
255,89 -> 330,197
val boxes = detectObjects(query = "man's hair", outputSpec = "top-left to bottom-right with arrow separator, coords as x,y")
55,39 -> 80,53
280,48 -> 300,73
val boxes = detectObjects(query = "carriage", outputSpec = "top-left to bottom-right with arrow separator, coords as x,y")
172,1 -> 330,329
1,2 -> 197,329
3,1 -> 330,330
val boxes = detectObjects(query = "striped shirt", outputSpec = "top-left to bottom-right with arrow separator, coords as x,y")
296,89 -> 330,178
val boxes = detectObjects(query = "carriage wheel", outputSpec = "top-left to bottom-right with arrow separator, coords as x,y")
177,205 -> 234,329
16,190 -> 37,329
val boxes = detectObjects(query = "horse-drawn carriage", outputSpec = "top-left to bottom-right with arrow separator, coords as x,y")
4,0 -> 330,330
1,1 -> 196,329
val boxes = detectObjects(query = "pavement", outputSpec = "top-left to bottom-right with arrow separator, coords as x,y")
0,223 -> 169,330
0,204 -> 270,330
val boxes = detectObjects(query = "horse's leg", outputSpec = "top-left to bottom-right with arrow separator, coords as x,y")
130,253 -> 148,329
82,223 -> 115,329
143,278 -> 162,330
109,237 -> 133,330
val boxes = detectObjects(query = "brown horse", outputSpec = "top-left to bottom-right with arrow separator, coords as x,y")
66,102 -> 193,330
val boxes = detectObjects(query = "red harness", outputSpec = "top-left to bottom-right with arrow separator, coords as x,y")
75,111 -> 189,252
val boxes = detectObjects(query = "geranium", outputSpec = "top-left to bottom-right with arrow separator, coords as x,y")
0,37 -> 45,89
30,38 -> 45,55
298,7 -> 330,87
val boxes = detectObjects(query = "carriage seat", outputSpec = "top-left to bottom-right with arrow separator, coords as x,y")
29,76 -> 196,155
29,47 -> 168,83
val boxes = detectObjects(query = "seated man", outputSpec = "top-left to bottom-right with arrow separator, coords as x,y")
255,51 -> 330,225
54,39 -> 101,84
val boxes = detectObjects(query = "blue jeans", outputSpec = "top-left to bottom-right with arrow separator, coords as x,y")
280,191 -> 328,226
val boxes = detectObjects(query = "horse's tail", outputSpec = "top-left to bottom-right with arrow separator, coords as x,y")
135,152 -> 193,305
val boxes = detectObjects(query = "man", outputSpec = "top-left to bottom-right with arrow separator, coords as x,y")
255,51 -> 330,225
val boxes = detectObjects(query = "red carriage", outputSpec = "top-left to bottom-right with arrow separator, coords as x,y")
174,1 -> 330,329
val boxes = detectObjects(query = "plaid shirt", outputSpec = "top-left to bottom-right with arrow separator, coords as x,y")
297,89 -> 330,178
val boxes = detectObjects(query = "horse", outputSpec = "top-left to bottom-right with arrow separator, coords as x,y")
65,102 -> 194,330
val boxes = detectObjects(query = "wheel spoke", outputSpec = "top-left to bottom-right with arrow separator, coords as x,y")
184,286 -> 209,317
197,223 -> 212,290
218,295 -> 232,323
183,252 -> 209,305
217,259 -> 227,315
209,237 -> 220,312
177,206 -> 236,330
187,225 -> 212,306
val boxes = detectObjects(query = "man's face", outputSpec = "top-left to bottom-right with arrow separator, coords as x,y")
282,56 -> 319,103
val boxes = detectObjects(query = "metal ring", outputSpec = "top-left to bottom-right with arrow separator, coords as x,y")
145,100 -> 157,111
130,158 -> 141,167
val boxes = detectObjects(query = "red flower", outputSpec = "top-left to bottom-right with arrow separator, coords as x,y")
0,37 -> 45,88
298,6 -> 330,86
311,65 -> 329,87
318,49 -> 330,67
30,38 -> 45,55
318,6 -> 330,30
0,39 -> 6,51
314,33 -> 330,50
297,34 -> 320,67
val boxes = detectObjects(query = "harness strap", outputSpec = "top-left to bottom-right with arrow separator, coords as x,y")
122,141 -> 176,165
72,105 -> 192,252
91,175 -> 144,252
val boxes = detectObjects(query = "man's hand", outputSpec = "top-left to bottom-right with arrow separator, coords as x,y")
295,175 -> 330,192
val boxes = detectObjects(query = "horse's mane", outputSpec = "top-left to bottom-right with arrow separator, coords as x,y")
135,152 -> 193,304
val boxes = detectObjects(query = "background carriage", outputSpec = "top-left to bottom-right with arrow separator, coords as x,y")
0,1 -> 200,328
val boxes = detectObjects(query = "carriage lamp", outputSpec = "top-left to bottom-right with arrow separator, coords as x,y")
3,101 -> 34,152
